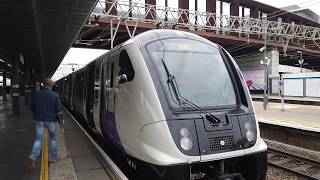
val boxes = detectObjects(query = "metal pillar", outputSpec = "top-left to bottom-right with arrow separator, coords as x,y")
24,64 -> 30,105
250,7 -> 259,39
178,0 -> 189,23
145,0 -> 156,20
12,52 -> 20,115
30,68 -> 36,94
263,18 -> 269,110
230,1 -> 239,35
230,1 -> 239,16
3,70 -> 7,102
206,0 -> 216,26
106,0 -> 117,15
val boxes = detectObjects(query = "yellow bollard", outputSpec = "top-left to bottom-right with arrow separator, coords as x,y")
40,129 -> 49,180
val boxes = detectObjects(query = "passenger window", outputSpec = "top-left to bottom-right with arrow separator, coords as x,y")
110,63 -> 114,87
119,50 -> 135,82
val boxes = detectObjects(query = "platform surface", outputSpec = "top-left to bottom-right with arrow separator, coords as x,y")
254,101 -> 320,131
55,108 -> 113,180
0,96 -> 40,180
0,96 -> 114,180
251,94 -> 320,102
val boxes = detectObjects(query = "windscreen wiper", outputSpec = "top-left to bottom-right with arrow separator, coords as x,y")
161,58 -> 221,124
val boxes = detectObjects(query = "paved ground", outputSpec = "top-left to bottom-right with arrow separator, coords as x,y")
60,108 -> 112,180
0,96 -> 112,180
0,96 -> 40,180
251,94 -> 320,102
254,101 -> 320,129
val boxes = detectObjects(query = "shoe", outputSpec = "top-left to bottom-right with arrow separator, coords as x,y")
29,158 -> 35,170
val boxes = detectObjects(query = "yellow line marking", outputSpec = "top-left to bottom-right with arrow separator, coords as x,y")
40,129 -> 49,180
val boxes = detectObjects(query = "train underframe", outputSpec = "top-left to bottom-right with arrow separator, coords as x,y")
125,151 -> 267,180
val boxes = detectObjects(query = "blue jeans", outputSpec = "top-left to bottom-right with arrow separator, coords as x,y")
29,121 -> 57,161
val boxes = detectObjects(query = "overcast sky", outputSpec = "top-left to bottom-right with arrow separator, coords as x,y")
53,0 -> 320,79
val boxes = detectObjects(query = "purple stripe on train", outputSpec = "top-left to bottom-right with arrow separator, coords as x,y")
103,110 -> 125,152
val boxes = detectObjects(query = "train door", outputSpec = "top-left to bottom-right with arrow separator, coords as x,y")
83,70 -> 88,123
102,54 -> 116,140
93,60 -> 103,135
103,53 -> 124,151
86,63 -> 95,128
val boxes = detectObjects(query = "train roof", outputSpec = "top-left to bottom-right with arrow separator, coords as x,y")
126,29 -> 219,49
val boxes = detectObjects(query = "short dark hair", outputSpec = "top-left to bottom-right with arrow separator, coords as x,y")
43,79 -> 54,88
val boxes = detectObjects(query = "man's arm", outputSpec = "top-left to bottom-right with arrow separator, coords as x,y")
55,94 -> 62,115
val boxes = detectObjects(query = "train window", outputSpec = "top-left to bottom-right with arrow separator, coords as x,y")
119,50 -> 135,82
146,38 -> 237,108
110,63 -> 114,87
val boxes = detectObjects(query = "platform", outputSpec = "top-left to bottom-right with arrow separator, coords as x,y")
251,94 -> 320,105
254,101 -> 320,131
0,96 -> 119,180
0,96 -> 40,180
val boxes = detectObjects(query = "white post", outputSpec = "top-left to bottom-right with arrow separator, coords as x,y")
279,75 -> 285,112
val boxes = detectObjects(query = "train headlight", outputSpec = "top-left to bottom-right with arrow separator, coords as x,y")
240,115 -> 257,148
180,127 -> 190,137
180,137 -> 193,151
244,121 -> 252,130
246,130 -> 255,142
179,127 -> 193,151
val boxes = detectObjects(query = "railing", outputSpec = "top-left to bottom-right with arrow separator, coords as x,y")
90,0 -> 320,50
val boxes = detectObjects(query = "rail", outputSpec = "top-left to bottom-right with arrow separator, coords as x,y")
268,148 -> 320,179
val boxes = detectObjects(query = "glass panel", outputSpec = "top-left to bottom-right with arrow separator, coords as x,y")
146,38 -> 237,108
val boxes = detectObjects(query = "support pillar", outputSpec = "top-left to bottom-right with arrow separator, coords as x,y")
206,0 -> 216,26
12,52 -> 20,116
230,1 -> 240,35
30,68 -> 36,94
266,50 -> 280,95
230,1 -> 239,17
250,7 -> 259,19
250,7 -> 259,39
3,70 -> 7,101
145,0 -> 156,20
24,65 -> 30,105
106,0 -> 117,15
178,0 -> 189,24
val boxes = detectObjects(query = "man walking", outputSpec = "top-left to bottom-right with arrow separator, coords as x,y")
29,79 -> 62,170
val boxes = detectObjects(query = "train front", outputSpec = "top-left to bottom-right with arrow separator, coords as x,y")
132,30 -> 267,180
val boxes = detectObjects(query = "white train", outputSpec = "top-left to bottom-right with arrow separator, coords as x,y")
56,30 -> 267,180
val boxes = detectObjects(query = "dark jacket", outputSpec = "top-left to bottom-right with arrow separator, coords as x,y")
31,88 -> 62,122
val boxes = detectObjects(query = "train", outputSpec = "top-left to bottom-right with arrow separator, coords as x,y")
56,29 -> 267,180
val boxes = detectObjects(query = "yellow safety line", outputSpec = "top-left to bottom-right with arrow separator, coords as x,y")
40,129 -> 49,180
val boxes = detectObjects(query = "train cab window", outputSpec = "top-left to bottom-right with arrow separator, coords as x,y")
146,38 -> 237,109
119,50 -> 135,82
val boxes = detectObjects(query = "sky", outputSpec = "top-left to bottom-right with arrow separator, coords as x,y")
52,0 -> 320,80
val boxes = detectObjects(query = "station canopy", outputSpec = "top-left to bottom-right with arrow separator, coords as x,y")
0,0 -> 98,78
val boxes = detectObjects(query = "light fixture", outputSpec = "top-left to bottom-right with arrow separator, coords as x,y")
0,59 -> 4,63
259,46 -> 266,52
7,64 -> 12,67
260,60 -> 264,65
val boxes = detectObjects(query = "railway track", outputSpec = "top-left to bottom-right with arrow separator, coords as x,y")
268,148 -> 320,180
